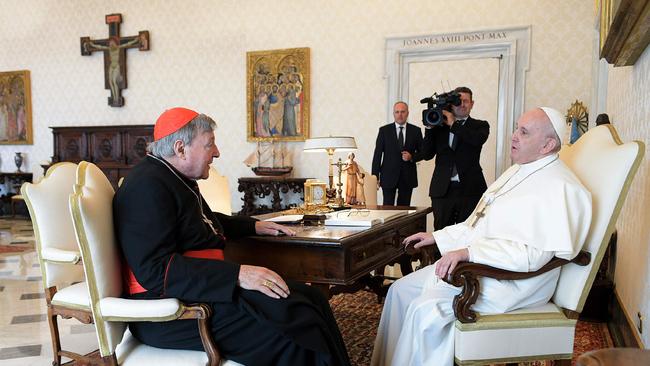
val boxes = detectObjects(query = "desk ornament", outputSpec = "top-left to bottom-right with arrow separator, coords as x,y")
330,158 -> 349,209
243,141 -> 293,176
14,152 -> 23,172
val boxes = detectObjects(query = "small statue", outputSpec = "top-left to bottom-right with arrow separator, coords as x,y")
342,153 -> 366,205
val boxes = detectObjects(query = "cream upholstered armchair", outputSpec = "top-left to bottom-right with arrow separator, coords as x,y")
69,161 -> 242,366
446,124 -> 644,365
197,166 -> 232,214
21,162 -> 93,366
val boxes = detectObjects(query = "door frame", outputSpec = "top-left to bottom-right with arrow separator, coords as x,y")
385,25 -> 531,177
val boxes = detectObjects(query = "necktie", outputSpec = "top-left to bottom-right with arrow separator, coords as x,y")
398,126 -> 404,150
450,120 -> 465,180
450,120 -> 465,151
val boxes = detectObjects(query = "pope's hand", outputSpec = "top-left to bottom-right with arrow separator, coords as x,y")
238,265 -> 290,299
403,232 -> 435,249
434,248 -> 469,279
255,221 -> 296,236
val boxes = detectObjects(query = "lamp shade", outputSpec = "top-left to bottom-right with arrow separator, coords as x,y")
303,136 -> 357,152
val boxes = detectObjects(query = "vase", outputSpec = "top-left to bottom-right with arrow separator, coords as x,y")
14,152 -> 23,172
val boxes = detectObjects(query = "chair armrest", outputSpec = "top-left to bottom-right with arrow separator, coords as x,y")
41,247 -> 81,264
444,250 -> 591,323
98,297 -> 183,321
98,298 -> 222,366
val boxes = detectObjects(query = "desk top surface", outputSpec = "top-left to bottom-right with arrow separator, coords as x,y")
251,206 -> 431,243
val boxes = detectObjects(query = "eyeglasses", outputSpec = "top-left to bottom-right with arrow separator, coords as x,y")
335,209 -> 370,219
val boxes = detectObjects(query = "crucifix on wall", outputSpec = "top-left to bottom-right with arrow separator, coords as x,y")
80,13 -> 150,107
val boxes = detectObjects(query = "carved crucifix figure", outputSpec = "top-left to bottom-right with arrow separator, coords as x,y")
80,13 -> 149,107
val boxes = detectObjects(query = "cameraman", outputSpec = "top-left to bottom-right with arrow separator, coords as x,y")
420,86 -> 489,231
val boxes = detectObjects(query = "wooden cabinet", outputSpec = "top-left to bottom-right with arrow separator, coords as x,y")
49,125 -> 153,189
237,177 -> 308,216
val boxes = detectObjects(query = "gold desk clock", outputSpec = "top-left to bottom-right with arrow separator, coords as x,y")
303,179 -> 330,213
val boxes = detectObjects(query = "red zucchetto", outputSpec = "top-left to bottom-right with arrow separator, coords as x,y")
154,107 -> 199,141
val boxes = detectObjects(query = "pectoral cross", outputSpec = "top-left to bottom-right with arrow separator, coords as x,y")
468,196 -> 489,228
80,13 -> 150,107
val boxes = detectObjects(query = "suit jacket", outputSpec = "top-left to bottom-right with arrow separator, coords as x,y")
418,116 -> 489,198
372,122 -> 423,189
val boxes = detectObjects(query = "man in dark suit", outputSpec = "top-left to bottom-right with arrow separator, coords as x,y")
372,101 -> 424,206
420,86 -> 489,230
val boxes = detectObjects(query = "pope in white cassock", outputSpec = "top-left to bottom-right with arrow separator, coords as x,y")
371,107 -> 593,366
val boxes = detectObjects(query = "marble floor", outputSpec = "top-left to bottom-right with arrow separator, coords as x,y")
0,218 -> 97,365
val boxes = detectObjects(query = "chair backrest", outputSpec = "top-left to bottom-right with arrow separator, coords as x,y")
69,161 -> 124,356
554,125 -> 644,312
363,174 -> 379,206
21,162 -> 83,289
197,166 -> 232,214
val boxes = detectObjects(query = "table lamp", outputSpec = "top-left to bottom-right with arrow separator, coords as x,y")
304,136 -> 357,204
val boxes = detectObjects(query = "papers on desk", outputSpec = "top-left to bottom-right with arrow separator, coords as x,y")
323,209 -> 407,227
263,215 -> 304,224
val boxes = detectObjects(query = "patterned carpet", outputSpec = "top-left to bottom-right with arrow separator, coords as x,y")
329,290 -> 613,366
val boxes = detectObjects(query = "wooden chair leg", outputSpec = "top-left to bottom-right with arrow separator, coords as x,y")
47,307 -> 62,366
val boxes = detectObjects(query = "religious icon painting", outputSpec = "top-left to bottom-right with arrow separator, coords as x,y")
246,47 -> 310,142
0,70 -> 33,145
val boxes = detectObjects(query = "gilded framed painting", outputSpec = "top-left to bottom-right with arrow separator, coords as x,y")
0,70 -> 33,145
247,47 -> 310,142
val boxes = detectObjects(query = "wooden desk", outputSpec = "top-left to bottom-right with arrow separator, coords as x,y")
225,206 -> 431,297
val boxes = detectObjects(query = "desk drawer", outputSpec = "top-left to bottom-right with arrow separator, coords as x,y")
349,230 -> 399,273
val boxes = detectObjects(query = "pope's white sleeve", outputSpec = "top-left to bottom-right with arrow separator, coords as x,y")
432,222 -> 473,254
468,238 -> 555,272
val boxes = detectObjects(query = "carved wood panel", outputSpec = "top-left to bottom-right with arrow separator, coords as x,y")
55,131 -> 88,162
90,131 -> 122,163
50,125 -> 153,189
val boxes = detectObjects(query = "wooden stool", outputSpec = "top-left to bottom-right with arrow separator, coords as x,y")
11,194 -> 24,217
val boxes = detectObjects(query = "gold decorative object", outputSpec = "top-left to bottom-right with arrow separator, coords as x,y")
303,136 -> 357,202
567,100 -> 589,135
304,179 -> 328,208
331,158 -> 346,208
246,47 -> 310,142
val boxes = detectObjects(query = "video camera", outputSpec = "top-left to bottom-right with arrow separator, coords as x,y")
420,90 -> 462,127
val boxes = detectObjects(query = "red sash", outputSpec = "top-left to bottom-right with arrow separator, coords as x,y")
125,248 -> 224,295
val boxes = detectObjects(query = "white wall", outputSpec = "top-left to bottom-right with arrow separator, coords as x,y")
0,0 -> 594,212
606,44 -> 650,347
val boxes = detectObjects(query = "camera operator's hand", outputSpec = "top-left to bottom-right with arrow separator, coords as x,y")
401,150 -> 412,162
442,110 -> 455,127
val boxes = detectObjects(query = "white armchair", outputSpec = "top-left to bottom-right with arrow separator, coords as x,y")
21,162 -> 93,366
447,124 -> 644,365
69,161 -> 242,365
197,166 -> 232,215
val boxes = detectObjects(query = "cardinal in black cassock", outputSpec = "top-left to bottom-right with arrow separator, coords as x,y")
113,107 -> 350,366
